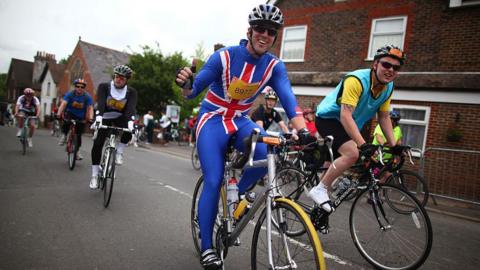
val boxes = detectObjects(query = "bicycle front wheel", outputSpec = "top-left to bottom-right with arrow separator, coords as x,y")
103,148 -> 116,208
191,176 -> 227,256
67,133 -> 77,170
251,198 -> 326,270
350,183 -> 432,270
191,146 -> 201,171
386,170 -> 429,207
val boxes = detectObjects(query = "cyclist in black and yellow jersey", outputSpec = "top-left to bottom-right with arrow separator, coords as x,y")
90,65 -> 137,189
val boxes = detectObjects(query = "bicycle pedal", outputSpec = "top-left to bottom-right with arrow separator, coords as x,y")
320,227 -> 329,234
233,237 -> 241,246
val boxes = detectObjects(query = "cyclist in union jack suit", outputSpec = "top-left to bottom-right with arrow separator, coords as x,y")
176,4 -> 315,269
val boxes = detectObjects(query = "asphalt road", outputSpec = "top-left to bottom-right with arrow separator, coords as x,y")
0,125 -> 479,269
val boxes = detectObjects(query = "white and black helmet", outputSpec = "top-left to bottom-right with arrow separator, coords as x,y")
248,4 -> 284,29
113,65 -> 133,79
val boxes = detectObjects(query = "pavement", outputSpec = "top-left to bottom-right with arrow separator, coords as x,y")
141,142 -> 480,223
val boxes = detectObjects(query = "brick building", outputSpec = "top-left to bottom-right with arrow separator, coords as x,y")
266,0 -> 480,203
57,38 -> 130,101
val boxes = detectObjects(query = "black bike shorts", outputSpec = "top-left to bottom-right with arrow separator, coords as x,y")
315,117 -> 352,159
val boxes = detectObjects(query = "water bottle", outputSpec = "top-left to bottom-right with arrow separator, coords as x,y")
233,192 -> 256,220
226,177 -> 239,218
332,176 -> 351,198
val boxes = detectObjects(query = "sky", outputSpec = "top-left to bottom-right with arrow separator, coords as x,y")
0,0 -> 268,73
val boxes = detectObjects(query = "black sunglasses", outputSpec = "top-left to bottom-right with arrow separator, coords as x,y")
75,85 -> 86,89
252,25 -> 278,37
380,61 -> 401,71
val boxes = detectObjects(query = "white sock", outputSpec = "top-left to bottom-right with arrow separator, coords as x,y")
92,165 -> 99,176
117,143 -> 126,154
318,181 -> 328,191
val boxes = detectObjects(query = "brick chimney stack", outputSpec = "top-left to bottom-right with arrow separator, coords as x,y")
32,51 -> 57,87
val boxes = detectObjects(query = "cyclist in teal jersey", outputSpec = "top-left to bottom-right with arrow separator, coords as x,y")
309,45 -> 407,212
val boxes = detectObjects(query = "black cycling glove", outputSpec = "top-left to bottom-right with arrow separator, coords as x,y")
298,128 -> 316,145
359,143 -> 378,157
390,145 -> 404,156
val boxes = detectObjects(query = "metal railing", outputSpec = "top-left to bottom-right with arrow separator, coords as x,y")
419,147 -> 480,205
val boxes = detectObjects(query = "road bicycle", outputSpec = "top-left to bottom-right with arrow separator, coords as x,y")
191,143 -> 201,171
18,115 -> 37,155
275,144 -> 433,270
191,129 -> 326,269
132,124 -> 147,147
376,146 -> 429,207
93,124 -> 131,208
167,123 -> 188,146
51,118 -> 61,137
65,119 -> 81,170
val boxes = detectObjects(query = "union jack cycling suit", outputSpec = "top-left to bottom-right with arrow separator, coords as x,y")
186,39 -> 301,251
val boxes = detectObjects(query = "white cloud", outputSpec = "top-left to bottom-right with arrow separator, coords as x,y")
0,0 -> 266,72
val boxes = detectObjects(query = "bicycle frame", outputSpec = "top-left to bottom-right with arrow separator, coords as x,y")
219,133 -> 296,268
19,115 -> 37,154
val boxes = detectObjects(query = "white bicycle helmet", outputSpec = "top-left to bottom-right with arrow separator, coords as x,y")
248,4 -> 284,29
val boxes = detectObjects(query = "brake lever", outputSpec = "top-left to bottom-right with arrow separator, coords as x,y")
324,135 -> 336,169
407,149 -> 414,165
378,146 -> 384,166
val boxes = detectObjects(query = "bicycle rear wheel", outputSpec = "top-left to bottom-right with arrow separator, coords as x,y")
191,176 -> 227,256
191,146 -> 201,171
251,198 -> 326,270
103,147 -> 116,208
386,169 -> 429,207
67,133 -> 77,170
349,183 -> 432,270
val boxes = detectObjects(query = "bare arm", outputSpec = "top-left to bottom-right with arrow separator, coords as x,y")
255,120 -> 264,129
289,115 -> 307,131
378,111 -> 396,146
14,104 -> 20,115
340,104 -> 365,146
278,121 -> 290,134
35,104 -> 41,118
57,100 -> 67,117
86,105 -> 94,121
375,133 -> 386,145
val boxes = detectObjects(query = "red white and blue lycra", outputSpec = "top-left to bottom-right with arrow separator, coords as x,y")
187,39 -> 301,252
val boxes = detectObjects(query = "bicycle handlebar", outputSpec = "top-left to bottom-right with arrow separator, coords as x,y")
92,124 -> 132,140
231,130 -> 336,170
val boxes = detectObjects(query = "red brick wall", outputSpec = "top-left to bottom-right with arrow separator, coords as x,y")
274,0 -> 480,73
57,43 -> 95,100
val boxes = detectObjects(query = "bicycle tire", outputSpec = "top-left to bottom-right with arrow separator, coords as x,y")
191,146 -> 201,171
251,198 -> 326,270
386,169 -> 429,208
21,127 -> 27,155
103,147 -> 116,208
191,176 -> 227,256
349,183 -> 432,270
67,132 -> 77,170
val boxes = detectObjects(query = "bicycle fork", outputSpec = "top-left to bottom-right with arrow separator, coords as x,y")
265,149 -> 296,269
369,186 -> 392,231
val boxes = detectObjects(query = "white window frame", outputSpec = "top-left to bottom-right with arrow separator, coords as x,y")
390,104 -> 430,156
280,25 -> 308,62
449,0 -> 480,7
367,16 -> 407,60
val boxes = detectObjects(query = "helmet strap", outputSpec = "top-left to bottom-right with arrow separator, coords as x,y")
247,29 -> 276,57
372,64 -> 387,86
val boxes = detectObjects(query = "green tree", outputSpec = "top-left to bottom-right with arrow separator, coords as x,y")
0,73 -> 7,100
127,45 -> 188,116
